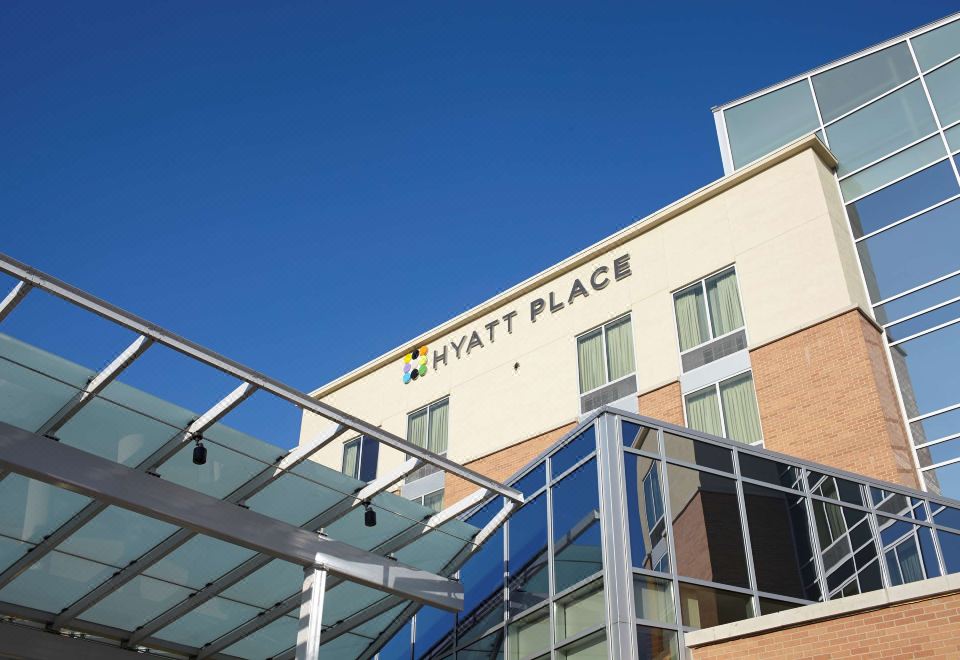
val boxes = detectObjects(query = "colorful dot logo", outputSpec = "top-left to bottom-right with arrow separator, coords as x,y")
402,346 -> 428,384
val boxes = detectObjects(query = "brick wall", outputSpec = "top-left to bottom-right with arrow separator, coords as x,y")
750,309 -> 918,488
689,589 -> 960,659
638,381 -> 684,426
444,422 -> 577,506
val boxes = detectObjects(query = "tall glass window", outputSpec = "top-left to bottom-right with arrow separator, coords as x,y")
812,43 -> 917,123
406,397 -> 449,481
576,315 -> 635,393
552,458 -> 602,593
673,267 -> 744,353
684,372 -> 762,444
340,435 -> 378,482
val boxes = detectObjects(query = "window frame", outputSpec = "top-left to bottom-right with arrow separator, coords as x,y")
671,265 -> 746,358
405,396 -> 451,484
681,368 -> 764,446
574,313 -> 636,396
341,434 -> 378,481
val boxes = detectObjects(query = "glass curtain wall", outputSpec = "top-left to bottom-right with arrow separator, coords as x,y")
374,410 -> 960,660
718,14 -> 960,499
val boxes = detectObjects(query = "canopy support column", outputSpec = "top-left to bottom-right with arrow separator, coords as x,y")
296,565 -> 328,660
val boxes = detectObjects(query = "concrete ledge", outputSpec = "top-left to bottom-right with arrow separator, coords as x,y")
684,573 -> 960,648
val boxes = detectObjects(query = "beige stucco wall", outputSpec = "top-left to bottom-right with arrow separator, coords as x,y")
300,138 -> 870,477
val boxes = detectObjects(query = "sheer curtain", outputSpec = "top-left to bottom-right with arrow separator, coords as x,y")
674,285 -> 709,351
606,317 -> 636,381
719,373 -> 762,444
407,409 -> 428,448
341,441 -> 359,477
706,270 -> 744,337
577,330 -> 606,392
428,400 -> 449,454
685,387 -> 723,436
897,541 -> 924,583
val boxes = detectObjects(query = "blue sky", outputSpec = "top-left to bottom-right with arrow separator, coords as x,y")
1,2 -> 956,447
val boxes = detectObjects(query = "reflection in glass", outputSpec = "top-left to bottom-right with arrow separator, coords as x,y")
557,631 -> 607,660
634,575 -> 674,624
911,406 -> 960,446
513,463 -> 546,498
937,529 -> 960,573
508,607 -> 548,660
678,582 -> 753,628
758,598 -> 802,615
725,80 -> 820,169
552,459 -> 602,593
458,629 -> 504,660
808,472 -> 864,505
551,426 -> 596,478
924,462 -> 960,501
925,58 -> 960,126
840,136 -> 945,201
886,298 -> 960,343
624,455 -> 669,573
555,579 -> 604,642
663,432 -> 732,472
890,322 -> 960,417
458,527 -> 504,647
742,482 -> 820,601
415,607 -> 455,660
871,488 -> 924,520
875,271 -> 960,326
666,464 -> 749,588
812,43 -> 917,122
931,502 -> 960,531
636,625 -> 679,660
878,517 -> 939,586
811,502 -> 882,597
622,421 -> 658,452
376,621 -> 412,660
738,453 -> 802,490
508,494 -> 549,615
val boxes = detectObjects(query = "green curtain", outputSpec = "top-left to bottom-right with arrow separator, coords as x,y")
341,440 -> 359,478
407,409 -> 428,448
428,400 -> 449,454
605,316 -> 636,382
719,373 -> 762,443
706,270 -> 744,337
674,285 -> 709,351
685,387 -> 723,436
577,330 -> 606,392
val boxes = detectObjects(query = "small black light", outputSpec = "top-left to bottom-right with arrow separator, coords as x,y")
364,501 -> 377,528
192,437 -> 207,466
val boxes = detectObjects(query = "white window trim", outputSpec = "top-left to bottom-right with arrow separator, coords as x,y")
575,312 -> 637,397
681,368 -> 764,446
671,265 -> 747,359
405,396 -> 450,487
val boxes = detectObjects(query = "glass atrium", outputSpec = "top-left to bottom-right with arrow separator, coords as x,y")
715,12 -> 960,500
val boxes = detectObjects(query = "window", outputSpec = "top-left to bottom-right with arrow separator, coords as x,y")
406,397 -> 449,482
412,489 -> 444,512
684,372 -> 762,444
340,435 -> 378,481
673,267 -> 744,353
576,315 -> 635,394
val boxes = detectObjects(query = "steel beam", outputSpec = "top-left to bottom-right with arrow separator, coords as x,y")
0,253 -> 522,504
0,422 -> 464,612
295,567 -> 327,660
0,280 -> 31,323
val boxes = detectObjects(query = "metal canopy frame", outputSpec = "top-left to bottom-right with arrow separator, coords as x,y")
0,254 -> 522,659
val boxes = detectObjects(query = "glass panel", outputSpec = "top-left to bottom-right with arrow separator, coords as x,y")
847,159 -> 959,238
0,347 -> 84,433
0,333 -> 92,390
825,81 -> 937,176
551,426 -> 596,478
427,399 -> 449,454
83,574 -> 194,632
557,631 -> 607,660
807,472 -> 864,505
684,387 -> 722,437
145,535 -> 257,589
937,529 -> 960,573
636,625 -> 679,660
244,471 -> 351,527
56,507 -> 178,568
508,493 -> 549,615
878,517 -> 938,586
415,606 -> 455,659
812,43 -> 917,122
624,455 -> 669,572
678,582 -> 753,628
719,373 -> 762,444
947,124 -> 960,152
552,459 -> 602,593
876,271 -> 960,326
758,598 -> 802,615
0,476 -> 90,543
891,322 -> 960,417
633,574 -> 674,624
0,535 -> 31,575
513,463 -> 546,498
0,550 -> 114,613
924,461 -> 960,501
222,615 -> 298,659
605,316 -> 635,382
871,487 -> 923,519
705,269 -> 743,337
459,630 -> 505,660
912,18 -> 960,70
840,136 -> 946,201
377,621 -> 413,660
622,421 -> 658,452
160,434 -> 274,500
556,579 -> 604,642
742,482 -> 820,601
673,283 -> 709,351
887,299 -> 960,342
738,453 -> 802,490
725,80 -> 820,169
220,558 -> 302,609
509,607 -> 549,660
407,407 -> 428,448
458,527 -> 504,646
422,489 -> 444,512
926,58 -> 960,126
663,432 -> 732,472
358,436 -> 379,482
342,439 -> 359,478
666,464 -> 749,588
577,329 -> 605,393
151,595 -> 262,647
858,198 -> 960,302
932,502 -> 960,530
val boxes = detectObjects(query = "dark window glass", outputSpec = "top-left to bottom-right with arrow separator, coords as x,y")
414,607 -> 455,660
875,272 -> 960,325
678,582 -> 753,628
663,432 -> 733,473
738,453 -> 802,490
846,160 -> 958,238
513,463 -> 545,498
879,517 -> 914,547
378,621 -> 412,660
667,464 -> 749,588
466,497 -> 503,529
742,482 -> 820,601
891,323 -> 960,418
457,630 -> 505,660
758,598 -> 802,615
858,198 -> 960,302
623,421 -> 659,453
508,494 -> 549,615
552,459 -> 602,593
457,528 -> 504,646
919,526 -> 942,580
551,426 -> 596,479
807,472 -> 864,506
940,529 -> 960,573
636,625 -> 679,660
932,502 -> 960,531
624,454 -> 670,572
871,487 -> 923,519
911,406 -> 960,446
